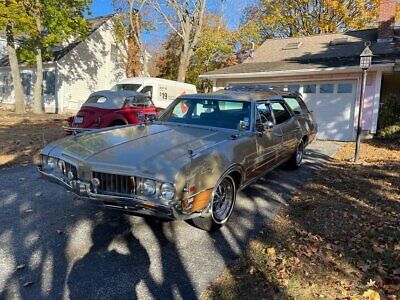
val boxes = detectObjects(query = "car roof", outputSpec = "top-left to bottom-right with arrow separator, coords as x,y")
181,90 -> 285,102
90,90 -> 145,98
82,90 -> 148,109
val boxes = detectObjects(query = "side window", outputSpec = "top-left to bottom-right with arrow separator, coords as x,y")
136,96 -> 152,107
125,96 -> 135,107
125,96 -> 152,107
283,97 -> 302,115
271,102 -> 291,124
256,103 -> 274,124
141,86 -> 153,98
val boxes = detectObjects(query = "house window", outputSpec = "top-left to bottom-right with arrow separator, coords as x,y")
338,83 -> 353,93
303,84 -> 316,94
43,70 -> 55,96
320,83 -> 334,93
21,73 -> 32,95
1,75 -> 12,98
288,84 -> 300,92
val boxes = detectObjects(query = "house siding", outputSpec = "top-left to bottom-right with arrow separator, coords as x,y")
0,17 -> 124,114
57,18 -> 124,114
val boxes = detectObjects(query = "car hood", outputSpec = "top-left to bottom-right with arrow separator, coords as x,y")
44,123 -> 230,180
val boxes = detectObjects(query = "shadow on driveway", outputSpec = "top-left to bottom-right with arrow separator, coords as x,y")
0,141 -> 341,299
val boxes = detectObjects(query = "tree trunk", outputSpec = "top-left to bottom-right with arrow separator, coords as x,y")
6,21 -> 25,114
33,46 -> 44,113
177,40 -> 190,82
33,17 -> 44,114
126,34 -> 137,78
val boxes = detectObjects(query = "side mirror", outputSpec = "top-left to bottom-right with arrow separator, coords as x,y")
265,120 -> 274,129
239,120 -> 249,131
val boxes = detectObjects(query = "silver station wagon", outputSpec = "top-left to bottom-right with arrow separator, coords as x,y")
38,87 -> 317,231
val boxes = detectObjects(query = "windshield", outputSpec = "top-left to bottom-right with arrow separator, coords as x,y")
159,98 -> 251,130
112,84 -> 142,91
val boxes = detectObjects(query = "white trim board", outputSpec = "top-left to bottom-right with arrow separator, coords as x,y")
200,63 -> 395,79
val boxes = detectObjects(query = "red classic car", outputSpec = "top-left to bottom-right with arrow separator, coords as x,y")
67,90 -> 157,132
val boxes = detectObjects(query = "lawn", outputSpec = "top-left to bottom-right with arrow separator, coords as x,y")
203,140 -> 400,300
0,112 -> 67,170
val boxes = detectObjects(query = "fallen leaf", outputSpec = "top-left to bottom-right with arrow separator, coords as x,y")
266,247 -> 276,257
372,246 -> 384,254
383,284 -> 399,294
95,211 -> 104,218
362,289 -> 380,300
366,279 -> 376,288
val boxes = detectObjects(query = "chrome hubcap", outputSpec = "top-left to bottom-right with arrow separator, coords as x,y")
212,178 -> 234,223
296,142 -> 304,165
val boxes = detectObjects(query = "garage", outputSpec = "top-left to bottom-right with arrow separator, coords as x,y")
228,80 -> 358,141
286,81 -> 357,141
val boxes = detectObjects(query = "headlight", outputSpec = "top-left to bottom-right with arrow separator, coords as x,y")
142,179 -> 156,195
41,155 -> 56,172
160,183 -> 175,200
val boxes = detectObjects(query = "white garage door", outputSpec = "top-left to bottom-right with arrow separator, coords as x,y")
289,81 -> 357,141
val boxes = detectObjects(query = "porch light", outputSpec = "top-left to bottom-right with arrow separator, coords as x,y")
354,42 -> 374,162
359,42 -> 373,70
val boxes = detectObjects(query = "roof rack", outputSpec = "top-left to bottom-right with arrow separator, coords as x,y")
225,84 -> 300,94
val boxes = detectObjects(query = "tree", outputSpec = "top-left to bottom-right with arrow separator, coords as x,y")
20,0 -> 90,113
148,0 -> 206,82
157,14 -> 237,91
113,0 -> 153,77
0,0 -> 30,114
185,14 -> 237,91
242,0 -> 380,40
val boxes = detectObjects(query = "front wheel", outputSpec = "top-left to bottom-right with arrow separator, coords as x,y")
192,175 -> 236,232
287,140 -> 305,169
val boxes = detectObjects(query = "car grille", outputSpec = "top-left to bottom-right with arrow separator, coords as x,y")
92,171 -> 135,196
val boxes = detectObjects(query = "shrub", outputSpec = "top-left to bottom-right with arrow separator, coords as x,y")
378,94 -> 400,139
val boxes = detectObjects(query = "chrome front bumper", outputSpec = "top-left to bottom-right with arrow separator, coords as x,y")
38,168 -> 180,220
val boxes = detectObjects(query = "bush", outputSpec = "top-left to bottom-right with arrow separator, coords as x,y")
378,94 -> 400,139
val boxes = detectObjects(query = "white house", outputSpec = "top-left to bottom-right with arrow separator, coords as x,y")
0,14 -> 125,114
200,0 -> 399,141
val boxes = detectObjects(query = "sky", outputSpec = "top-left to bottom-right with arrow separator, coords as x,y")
88,0 -> 252,45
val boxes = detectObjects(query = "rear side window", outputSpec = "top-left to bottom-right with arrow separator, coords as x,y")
283,96 -> 309,115
271,102 -> 291,124
125,96 -> 153,107
86,95 -> 107,104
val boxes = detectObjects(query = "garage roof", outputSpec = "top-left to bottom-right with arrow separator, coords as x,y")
201,27 -> 400,77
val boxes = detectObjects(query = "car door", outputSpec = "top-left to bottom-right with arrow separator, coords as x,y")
253,102 -> 283,176
270,101 -> 301,160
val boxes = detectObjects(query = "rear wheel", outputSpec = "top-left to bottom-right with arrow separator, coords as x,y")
287,140 -> 305,169
192,175 -> 236,232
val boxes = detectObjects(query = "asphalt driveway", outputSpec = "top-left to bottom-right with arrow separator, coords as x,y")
0,141 -> 341,299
